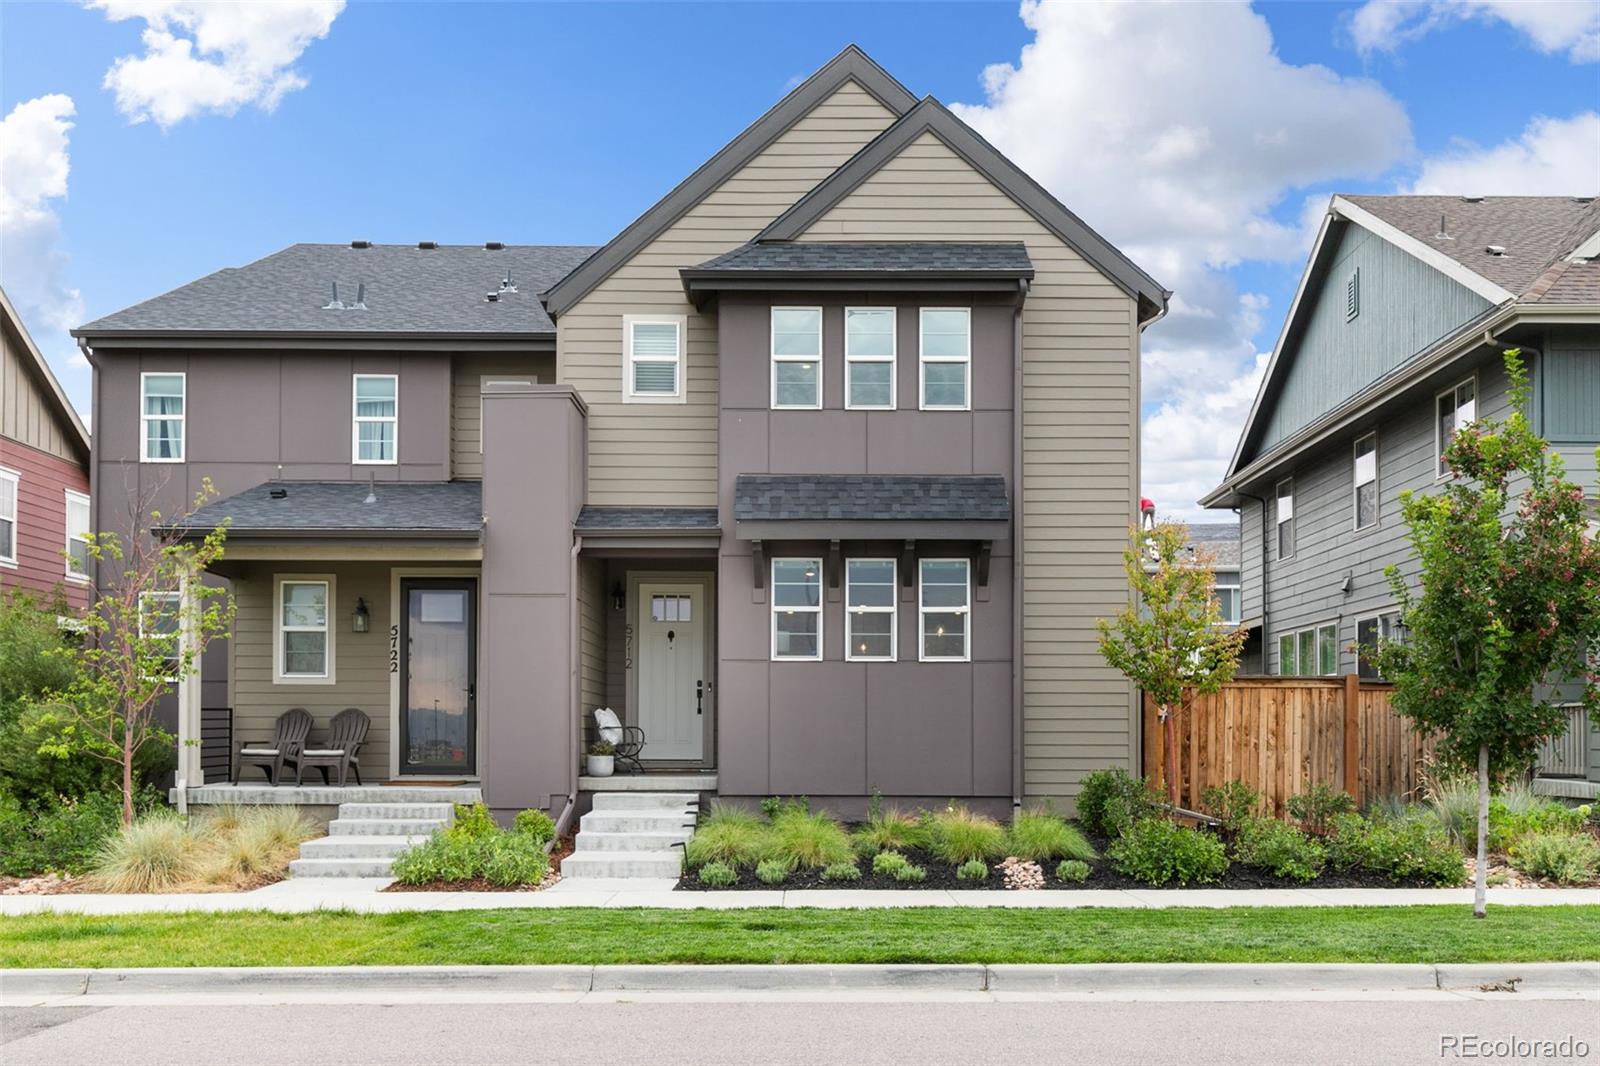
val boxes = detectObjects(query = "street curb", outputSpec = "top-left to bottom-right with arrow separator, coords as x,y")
590,964 -> 987,992
1434,963 -> 1600,992
987,963 -> 1440,993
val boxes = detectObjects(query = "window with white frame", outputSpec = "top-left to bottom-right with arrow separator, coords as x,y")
919,558 -> 970,661
771,558 -> 822,660
0,467 -> 17,568
140,373 -> 185,462
771,307 -> 822,409
919,308 -> 970,410
845,307 -> 895,409
65,490 -> 90,579
1353,432 -> 1378,531
623,315 -> 686,402
1275,477 -> 1295,560
353,374 -> 397,464
1356,611 -> 1400,680
138,591 -> 181,680
845,558 -> 896,660
1213,570 -> 1241,625
1277,622 -> 1337,676
1436,378 -> 1476,478
275,578 -> 334,682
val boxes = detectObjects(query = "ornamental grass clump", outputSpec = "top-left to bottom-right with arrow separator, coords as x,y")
923,805 -> 1006,865
853,806 -> 926,856
684,805 -> 775,870
769,807 -> 853,869
91,806 -> 318,892
91,812 -> 200,893
1007,809 -> 1096,862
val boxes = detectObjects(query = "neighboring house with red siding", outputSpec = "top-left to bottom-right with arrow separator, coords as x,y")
0,286 -> 92,608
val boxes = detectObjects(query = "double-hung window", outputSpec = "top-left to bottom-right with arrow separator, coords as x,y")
1275,478 -> 1295,560
623,315 -> 685,402
140,373 -> 185,462
919,558 -> 970,661
771,307 -> 822,409
0,467 -> 17,568
1213,570 -> 1241,625
845,308 -> 895,409
1356,611 -> 1400,680
1277,622 -> 1337,676
353,374 -> 398,464
65,490 -> 90,580
138,591 -> 181,681
771,558 -> 822,660
845,559 -> 896,660
275,577 -> 334,682
1353,432 -> 1378,531
919,308 -> 970,410
1436,378 -> 1476,478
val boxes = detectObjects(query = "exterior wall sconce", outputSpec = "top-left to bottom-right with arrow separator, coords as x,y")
352,597 -> 371,633
612,582 -> 626,612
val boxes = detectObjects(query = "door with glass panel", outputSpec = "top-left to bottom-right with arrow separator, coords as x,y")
636,582 -> 706,762
400,579 -> 477,775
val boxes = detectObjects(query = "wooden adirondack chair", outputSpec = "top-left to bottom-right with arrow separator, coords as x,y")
296,708 -> 371,787
235,707 -> 313,785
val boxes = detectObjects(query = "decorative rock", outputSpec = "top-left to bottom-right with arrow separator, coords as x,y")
999,856 -> 1045,891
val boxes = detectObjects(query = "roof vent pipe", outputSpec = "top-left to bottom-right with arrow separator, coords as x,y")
1461,195 -> 1485,203
1485,245 -> 1507,257
1436,214 -> 1453,240
417,240 -> 437,250
350,239 -> 371,249
484,241 -> 505,250
322,281 -> 344,310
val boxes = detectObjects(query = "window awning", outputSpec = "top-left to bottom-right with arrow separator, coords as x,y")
681,242 -> 1034,305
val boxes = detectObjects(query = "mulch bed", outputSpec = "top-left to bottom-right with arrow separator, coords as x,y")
382,834 -> 573,893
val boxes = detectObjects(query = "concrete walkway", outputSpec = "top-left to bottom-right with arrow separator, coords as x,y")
4,878 -> 1600,915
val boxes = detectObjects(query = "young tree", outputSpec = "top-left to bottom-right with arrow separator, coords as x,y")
1099,522 -> 1249,809
34,479 -> 234,826
1376,350 -> 1600,918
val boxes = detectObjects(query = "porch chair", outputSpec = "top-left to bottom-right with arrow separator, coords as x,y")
593,707 -> 644,774
234,707 -> 313,785
296,708 -> 371,787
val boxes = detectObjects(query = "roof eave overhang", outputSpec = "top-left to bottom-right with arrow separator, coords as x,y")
163,527 -> 483,542
74,330 -> 555,352
734,518 -> 1009,540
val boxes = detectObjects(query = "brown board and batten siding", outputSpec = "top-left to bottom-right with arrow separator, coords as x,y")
449,353 -> 553,478
555,80 -> 898,507
2,317 -> 79,462
789,131 -> 1142,807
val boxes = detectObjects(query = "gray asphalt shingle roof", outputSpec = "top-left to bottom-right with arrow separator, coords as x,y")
734,474 -> 1009,522
575,506 -> 720,531
75,243 -> 597,336
686,242 -> 1034,276
1185,522 -> 1242,569
176,480 -> 482,537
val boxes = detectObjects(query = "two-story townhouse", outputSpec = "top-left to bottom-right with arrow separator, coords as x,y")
73,47 -> 1168,832
1202,194 -> 1600,796
1,286 -> 92,609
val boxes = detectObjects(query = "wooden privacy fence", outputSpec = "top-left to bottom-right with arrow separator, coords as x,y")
1142,676 -> 1437,816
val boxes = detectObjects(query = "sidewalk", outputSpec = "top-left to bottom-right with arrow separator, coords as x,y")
4,878 -> 1600,915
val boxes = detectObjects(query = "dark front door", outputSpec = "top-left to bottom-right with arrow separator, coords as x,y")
400,578 -> 477,776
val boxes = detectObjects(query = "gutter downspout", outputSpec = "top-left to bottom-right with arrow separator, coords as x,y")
555,534 -> 582,839
1011,280 -> 1028,813
1240,488 -> 1270,665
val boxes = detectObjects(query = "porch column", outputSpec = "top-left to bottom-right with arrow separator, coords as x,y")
176,567 -> 205,789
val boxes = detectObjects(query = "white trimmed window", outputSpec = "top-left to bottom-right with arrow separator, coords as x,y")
1277,622 -> 1337,677
138,591 -> 181,681
845,307 -> 895,410
1275,477 -> 1295,560
1353,432 -> 1378,531
1214,570 -> 1241,625
140,373 -> 185,462
623,315 -> 686,403
353,374 -> 398,464
919,308 -> 970,410
65,490 -> 90,580
0,467 -> 18,568
1436,378 -> 1477,478
274,577 -> 335,682
919,558 -> 970,661
771,307 -> 822,409
845,558 -> 896,661
1356,611 -> 1400,680
771,558 -> 822,660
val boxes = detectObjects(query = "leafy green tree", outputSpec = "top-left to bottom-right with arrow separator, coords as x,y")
1099,523 -> 1249,809
1376,350 -> 1600,917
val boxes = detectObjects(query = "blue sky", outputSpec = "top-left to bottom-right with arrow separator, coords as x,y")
3,1 -> 1597,514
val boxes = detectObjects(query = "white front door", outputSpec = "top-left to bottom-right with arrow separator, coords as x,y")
636,582 -> 705,761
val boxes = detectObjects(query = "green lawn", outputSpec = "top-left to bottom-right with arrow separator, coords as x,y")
3,906 -> 1597,968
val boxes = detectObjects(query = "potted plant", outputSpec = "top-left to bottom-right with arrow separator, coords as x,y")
586,739 -> 615,777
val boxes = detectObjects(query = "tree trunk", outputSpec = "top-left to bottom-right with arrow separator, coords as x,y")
1474,743 -> 1489,919
1162,703 -> 1181,811
122,728 -> 135,828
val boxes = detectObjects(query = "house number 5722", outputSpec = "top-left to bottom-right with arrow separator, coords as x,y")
389,626 -> 400,674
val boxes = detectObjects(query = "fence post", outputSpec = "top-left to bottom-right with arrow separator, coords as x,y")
1342,673 -> 1360,800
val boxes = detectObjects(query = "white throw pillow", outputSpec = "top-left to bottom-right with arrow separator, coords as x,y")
593,707 -> 623,745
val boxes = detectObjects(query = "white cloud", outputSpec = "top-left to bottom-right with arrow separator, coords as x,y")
1409,112 -> 1600,194
88,0 -> 344,128
1351,0 -> 1600,63
950,1 -> 1414,516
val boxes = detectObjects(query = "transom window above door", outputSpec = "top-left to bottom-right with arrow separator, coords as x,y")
771,307 -> 822,409
353,374 -> 397,464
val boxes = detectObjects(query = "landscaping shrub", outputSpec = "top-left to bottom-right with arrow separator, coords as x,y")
0,591 -> 78,727
872,850 -> 911,876
1327,813 -> 1464,886
92,812 -> 200,892
1200,781 -> 1261,836
1285,784 -> 1355,836
1509,832 -> 1600,885
0,790 -> 124,877
853,807 -> 925,856
392,810 -> 549,888
769,808 -> 853,869
480,835 -> 548,887
0,701 -> 173,809
1489,799 -> 1590,852
696,861 -> 737,887
755,858 -> 791,885
1232,817 -> 1325,882
684,805 -> 775,869
513,808 -> 557,844
1109,818 -> 1229,886
821,861 -> 861,882
955,859 -> 989,881
446,802 -> 499,841
893,860 -> 927,883
1077,768 -> 1160,840
1007,809 -> 1096,862
923,805 -> 1007,865
1056,859 -> 1091,883
391,835 -> 478,885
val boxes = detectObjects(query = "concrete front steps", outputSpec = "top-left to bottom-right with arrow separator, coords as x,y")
560,792 -> 698,880
289,792 -> 478,879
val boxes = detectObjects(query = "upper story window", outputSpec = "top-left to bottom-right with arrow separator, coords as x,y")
275,577 -> 335,682
1353,432 -> 1378,531
138,590 -> 182,681
0,467 -> 17,568
1275,477 -> 1295,560
845,308 -> 896,410
140,373 -> 185,463
771,557 -> 822,661
771,307 -> 822,409
919,558 -> 970,661
623,315 -> 686,403
353,374 -> 398,464
846,558 -> 896,661
65,490 -> 90,580
920,308 -> 970,410
1436,378 -> 1476,478
1213,570 -> 1241,625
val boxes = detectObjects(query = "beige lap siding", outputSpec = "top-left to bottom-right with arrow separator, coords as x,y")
555,80 -> 898,507
229,562 -> 394,781
794,132 -> 1142,808
577,556 -> 607,745
450,353 -> 555,479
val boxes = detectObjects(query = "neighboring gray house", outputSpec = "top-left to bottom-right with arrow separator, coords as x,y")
1182,521 -> 1253,669
1201,194 -> 1600,795
73,47 -> 1168,821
